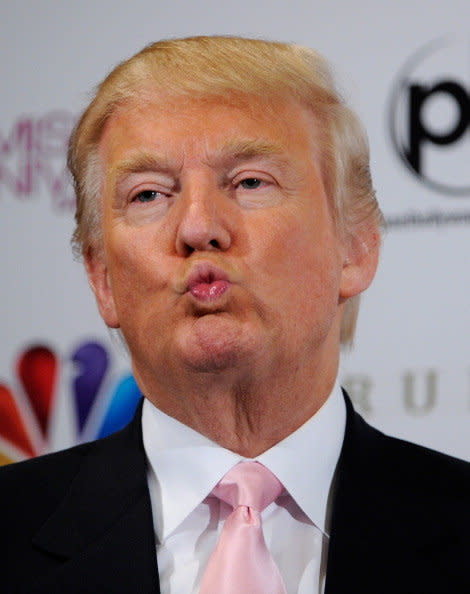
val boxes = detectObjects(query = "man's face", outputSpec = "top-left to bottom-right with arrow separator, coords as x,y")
88,94 -> 375,395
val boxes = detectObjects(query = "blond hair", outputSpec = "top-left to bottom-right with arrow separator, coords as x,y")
68,35 -> 383,344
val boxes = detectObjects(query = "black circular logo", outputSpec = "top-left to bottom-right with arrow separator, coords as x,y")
389,37 -> 470,195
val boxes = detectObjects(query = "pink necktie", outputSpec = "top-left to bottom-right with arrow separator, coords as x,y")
199,461 -> 287,594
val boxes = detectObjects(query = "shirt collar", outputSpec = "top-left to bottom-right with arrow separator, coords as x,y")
142,380 -> 345,541
256,379 -> 346,535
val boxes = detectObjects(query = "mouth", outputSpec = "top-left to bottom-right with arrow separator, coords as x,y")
186,263 -> 232,303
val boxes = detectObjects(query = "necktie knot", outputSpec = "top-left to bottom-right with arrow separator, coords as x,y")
212,461 -> 283,512
200,461 -> 287,593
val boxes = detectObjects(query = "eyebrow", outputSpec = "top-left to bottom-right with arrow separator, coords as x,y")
110,138 -> 290,185
219,139 -> 285,161
111,153 -> 175,185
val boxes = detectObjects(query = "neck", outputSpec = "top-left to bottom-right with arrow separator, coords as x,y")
137,348 -> 339,457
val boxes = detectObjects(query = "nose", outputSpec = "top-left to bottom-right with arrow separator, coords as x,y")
175,186 -> 232,256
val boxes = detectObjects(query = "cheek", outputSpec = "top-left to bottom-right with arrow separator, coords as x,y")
250,210 -> 342,297
105,232 -> 165,311
277,225 -> 344,344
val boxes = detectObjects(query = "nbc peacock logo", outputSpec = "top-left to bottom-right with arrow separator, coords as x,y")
0,339 -> 141,466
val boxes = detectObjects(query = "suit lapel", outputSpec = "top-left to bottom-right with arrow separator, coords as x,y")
324,394 -> 386,593
20,404 -> 160,594
325,394 -> 450,594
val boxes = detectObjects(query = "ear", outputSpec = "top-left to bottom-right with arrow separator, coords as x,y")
339,224 -> 380,301
84,247 -> 120,328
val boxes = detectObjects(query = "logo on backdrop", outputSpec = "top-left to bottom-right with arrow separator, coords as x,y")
0,110 -> 75,209
0,339 -> 141,466
389,36 -> 470,196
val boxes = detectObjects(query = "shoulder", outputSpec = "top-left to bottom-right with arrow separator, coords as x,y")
0,428 -> 123,482
0,428 -> 129,529
344,406 -> 470,554
344,395 -> 469,495
0,410 -> 152,592
329,399 -> 470,592
339,398 -> 470,533
1,439 -> 96,482
358,411 -> 469,493
0,399 -> 144,498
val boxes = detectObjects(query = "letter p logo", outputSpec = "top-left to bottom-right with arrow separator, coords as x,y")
389,37 -> 470,195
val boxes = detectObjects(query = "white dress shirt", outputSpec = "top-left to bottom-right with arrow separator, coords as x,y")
142,381 -> 346,594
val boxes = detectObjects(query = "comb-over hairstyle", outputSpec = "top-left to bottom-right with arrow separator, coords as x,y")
68,35 -> 383,345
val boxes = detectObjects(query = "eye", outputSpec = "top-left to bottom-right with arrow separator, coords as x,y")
238,177 -> 263,190
132,190 -> 162,203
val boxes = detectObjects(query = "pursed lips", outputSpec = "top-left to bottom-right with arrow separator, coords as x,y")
184,262 -> 232,303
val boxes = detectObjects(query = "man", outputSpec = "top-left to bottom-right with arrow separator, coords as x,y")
1,36 -> 468,593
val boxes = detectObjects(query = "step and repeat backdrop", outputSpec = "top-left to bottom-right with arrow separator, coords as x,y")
1,1 -> 469,464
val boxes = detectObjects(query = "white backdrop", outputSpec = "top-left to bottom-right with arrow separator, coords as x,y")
1,0 -> 469,463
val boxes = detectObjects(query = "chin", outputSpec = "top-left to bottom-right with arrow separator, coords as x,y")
177,314 -> 258,372
183,349 -> 239,373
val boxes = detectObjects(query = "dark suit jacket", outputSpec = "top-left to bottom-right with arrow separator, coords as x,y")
1,395 -> 469,593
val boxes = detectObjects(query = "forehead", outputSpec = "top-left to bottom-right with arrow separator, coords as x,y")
98,93 -> 323,169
